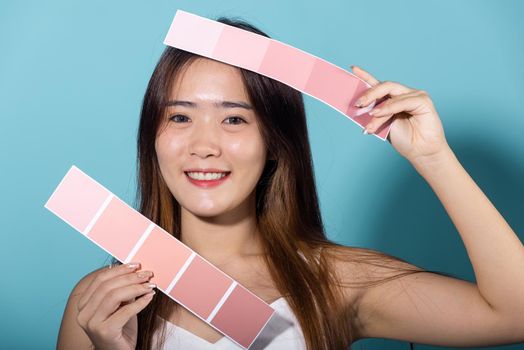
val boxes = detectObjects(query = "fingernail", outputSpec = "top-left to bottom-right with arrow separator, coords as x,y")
363,128 -> 369,135
127,262 -> 140,269
137,270 -> 153,278
145,283 -> 157,289
354,98 -> 363,107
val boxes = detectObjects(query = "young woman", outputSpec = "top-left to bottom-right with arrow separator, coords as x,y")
56,18 -> 524,350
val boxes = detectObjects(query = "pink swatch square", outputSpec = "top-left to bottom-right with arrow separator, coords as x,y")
304,58 -> 363,114
258,40 -> 316,90
211,284 -> 275,349
87,197 -> 151,261
163,10 -> 224,57
44,166 -> 109,233
130,227 -> 193,290
213,25 -> 271,72
169,255 -> 233,319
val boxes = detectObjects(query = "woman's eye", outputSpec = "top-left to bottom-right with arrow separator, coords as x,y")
224,116 -> 246,125
168,115 -> 245,125
169,114 -> 190,123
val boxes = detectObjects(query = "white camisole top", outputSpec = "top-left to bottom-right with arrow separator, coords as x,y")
151,296 -> 306,349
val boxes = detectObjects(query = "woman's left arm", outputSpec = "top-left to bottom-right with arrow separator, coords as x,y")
349,66 -> 524,344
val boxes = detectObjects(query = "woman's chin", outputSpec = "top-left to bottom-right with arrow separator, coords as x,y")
184,203 -> 229,218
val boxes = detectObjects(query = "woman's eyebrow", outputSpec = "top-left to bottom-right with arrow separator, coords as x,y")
165,100 -> 253,110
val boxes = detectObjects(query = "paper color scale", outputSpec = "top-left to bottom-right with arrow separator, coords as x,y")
163,10 -> 392,141
44,166 -> 275,349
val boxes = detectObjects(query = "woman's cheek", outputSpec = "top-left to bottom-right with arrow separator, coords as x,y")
229,140 -> 262,163
228,140 -> 243,156
156,132 -> 185,162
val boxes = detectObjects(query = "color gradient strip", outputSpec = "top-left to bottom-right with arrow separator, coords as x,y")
163,10 -> 392,141
45,165 -> 275,349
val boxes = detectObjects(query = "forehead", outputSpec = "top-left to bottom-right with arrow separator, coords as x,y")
169,58 -> 249,101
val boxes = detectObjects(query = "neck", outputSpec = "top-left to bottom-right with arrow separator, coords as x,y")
179,201 -> 265,266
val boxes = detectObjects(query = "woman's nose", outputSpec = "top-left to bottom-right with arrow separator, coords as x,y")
188,122 -> 221,159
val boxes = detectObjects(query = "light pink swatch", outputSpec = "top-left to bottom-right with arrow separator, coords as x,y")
44,167 -> 109,232
130,226 -> 193,290
213,25 -> 270,72
258,41 -> 317,90
44,166 -> 275,349
163,10 -> 392,141
87,197 -> 151,262
163,9 -> 223,57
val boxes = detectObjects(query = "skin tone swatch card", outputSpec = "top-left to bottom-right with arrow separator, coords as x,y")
45,165 -> 275,349
163,9 -> 393,141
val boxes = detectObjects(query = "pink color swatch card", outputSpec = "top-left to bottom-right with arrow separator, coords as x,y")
45,165 -> 275,349
164,10 -> 393,141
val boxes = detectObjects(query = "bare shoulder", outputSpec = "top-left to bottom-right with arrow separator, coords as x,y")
56,265 -> 111,349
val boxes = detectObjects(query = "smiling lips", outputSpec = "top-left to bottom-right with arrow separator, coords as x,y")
184,170 -> 231,188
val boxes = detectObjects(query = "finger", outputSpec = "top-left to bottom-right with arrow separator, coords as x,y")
369,92 -> 428,119
78,262 -> 141,311
88,282 -> 157,325
364,114 -> 396,135
104,290 -> 155,331
367,91 -> 418,117
79,269 -> 154,322
363,93 -> 414,134
365,93 -> 426,134
351,65 -> 380,87
355,81 -> 416,108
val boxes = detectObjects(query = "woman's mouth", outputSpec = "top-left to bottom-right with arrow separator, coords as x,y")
184,171 -> 231,188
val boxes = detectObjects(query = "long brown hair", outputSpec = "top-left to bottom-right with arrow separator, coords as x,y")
110,17 -> 446,349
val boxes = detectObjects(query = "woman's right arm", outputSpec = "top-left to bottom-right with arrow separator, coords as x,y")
56,263 -> 156,350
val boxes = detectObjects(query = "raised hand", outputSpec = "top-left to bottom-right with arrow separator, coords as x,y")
75,263 -> 156,350
352,65 -> 450,164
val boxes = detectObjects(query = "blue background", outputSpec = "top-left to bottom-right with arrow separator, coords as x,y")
1,0 -> 523,349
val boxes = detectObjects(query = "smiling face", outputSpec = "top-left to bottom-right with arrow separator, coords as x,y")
155,58 -> 268,220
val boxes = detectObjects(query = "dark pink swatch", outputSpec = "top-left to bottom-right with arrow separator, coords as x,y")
211,284 -> 276,349
169,255 -> 233,319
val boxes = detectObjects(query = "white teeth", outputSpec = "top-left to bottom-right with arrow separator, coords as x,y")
186,172 -> 228,180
